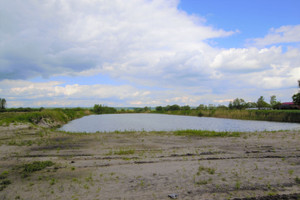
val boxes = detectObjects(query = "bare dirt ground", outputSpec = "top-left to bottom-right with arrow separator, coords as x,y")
0,124 -> 299,200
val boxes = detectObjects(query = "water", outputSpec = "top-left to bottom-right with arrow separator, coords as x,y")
59,113 -> 300,133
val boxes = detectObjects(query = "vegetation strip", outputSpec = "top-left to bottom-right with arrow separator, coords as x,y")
174,129 -> 242,137
21,161 -> 55,177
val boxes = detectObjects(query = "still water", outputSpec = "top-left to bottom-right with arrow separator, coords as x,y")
59,113 -> 300,133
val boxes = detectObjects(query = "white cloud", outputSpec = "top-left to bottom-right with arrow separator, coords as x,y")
0,0 -> 299,107
249,25 -> 300,47
0,0 -> 233,81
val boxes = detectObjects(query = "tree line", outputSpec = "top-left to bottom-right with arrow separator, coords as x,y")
228,95 -> 281,110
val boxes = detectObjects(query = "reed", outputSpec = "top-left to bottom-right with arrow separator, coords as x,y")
197,109 -> 300,123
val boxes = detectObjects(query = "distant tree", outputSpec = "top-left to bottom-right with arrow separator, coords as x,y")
0,98 -> 6,110
293,93 -> 300,105
246,102 -> 257,108
93,104 -> 116,114
144,106 -> 150,112
217,105 -> 228,110
181,105 -> 190,111
208,104 -> 216,110
197,104 -> 207,110
228,102 -> 233,109
270,95 -> 281,109
169,104 -> 180,111
155,106 -> 163,112
292,80 -> 300,106
230,98 -> 246,109
257,96 -> 270,109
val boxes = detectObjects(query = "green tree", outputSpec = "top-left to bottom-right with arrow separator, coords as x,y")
181,105 -> 190,110
292,93 -> 300,105
169,104 -> 180,111
0,98 -> 6,110
197,104 -> 207,110
257,96 -> 270,109
270,95 -> 281,109
230,98 -> 246,109
93,104 -> 116,114
155,106 -> 163,112
292,80 -> 300,106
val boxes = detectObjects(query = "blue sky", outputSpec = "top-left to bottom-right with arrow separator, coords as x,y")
179,0 -> 300,48
0,0 -> 299,107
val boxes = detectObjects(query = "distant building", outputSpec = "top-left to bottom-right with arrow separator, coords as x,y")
279,102 -> 300,109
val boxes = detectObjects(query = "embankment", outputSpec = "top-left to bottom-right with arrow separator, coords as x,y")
0,108 -> 91,127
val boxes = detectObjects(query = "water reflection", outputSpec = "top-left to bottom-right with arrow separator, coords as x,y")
59,113 -> 300,133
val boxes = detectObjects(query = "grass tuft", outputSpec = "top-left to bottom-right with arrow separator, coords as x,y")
174,129 -> 242,137
21,161 -> 55,177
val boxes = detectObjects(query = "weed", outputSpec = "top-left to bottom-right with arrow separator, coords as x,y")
295,177 -> 300,184
49,178 -> 56,185
267,191 -> 278,196
21,161 -> 55,177
235,181 -> 241,189
0,179 -> 11,191
174,129 -> 242,137
197,166 -> 216,175
288,169 -> 294,175
195,180 -> 208,185
195,178 -> 212,185
83,184 -> 89,189
107,148 -> 136,155
0,171 -> 9,179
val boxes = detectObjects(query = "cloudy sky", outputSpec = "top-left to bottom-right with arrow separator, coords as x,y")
0,0 -> 300,107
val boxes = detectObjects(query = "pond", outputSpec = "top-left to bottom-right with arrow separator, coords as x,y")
59,113 -> 300,133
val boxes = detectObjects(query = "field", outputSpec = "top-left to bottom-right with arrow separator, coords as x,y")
0,122 -> 300,199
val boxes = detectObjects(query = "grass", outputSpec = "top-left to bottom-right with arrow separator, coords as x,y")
195,109 -> 300,123
0,171 -> 11,191
0,179 -> 11,191
174,129 -> 242,137
0,108 -> 90,126
197,166 -> 216,175
0,171 -> 9,179
152,109 -> 300,123
21,161 -> 55,177
108,149 -> 136,155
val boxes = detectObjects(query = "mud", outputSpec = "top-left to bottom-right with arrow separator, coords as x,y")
0,125 -> 299,200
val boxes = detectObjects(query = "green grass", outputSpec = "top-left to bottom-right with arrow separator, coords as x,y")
151,109 -> 300,123
0,171 -> 11,191
108,149 -> 136,155
21,161 -> 55,177
174,129 -> 242,137
195,109 -> 300,123
197,166 -> 216,175
0,179 -> 11,191
0,171 -> 9,180
0,108 -> 90,126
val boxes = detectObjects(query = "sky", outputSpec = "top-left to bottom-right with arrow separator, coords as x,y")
0,0 -> 300,108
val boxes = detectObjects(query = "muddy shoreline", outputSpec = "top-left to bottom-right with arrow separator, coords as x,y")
0,124 -> 299,199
